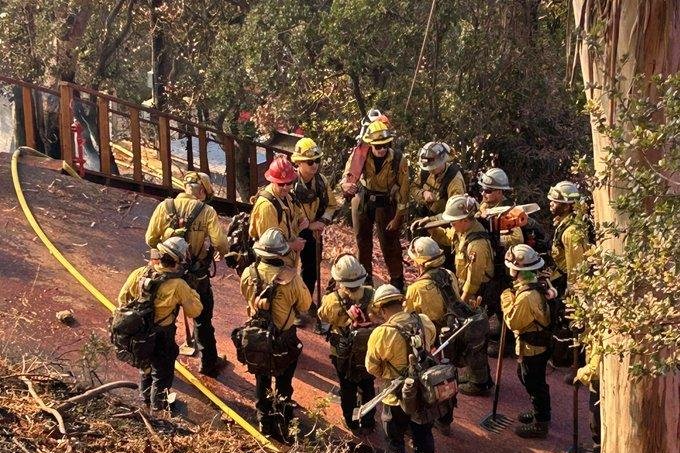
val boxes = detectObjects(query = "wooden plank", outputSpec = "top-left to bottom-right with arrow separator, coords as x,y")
58,83 -> 74,165
198,127 -> 209,173
21,86 -> 36,149
222,135 -> 236,202
249,142 -> 258,197
97,97 -> 111,176
158,116 -> 172,189
129,108 -> 143,183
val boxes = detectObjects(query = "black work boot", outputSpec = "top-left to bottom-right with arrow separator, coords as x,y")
389,276 -> 405,292
515,421 -> 549,438
458,380 -> 493,396
517,410 -> 535,424
199,356 -> 228,377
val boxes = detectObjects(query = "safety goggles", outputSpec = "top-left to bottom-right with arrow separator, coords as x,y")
276,181 -> 293,188
373,143 -> 390,150
365,129 -> 395,142
504,247 -> 542,268
302,158 -> 321,166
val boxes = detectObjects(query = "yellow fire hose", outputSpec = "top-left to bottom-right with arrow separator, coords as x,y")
10,147 -> 279,452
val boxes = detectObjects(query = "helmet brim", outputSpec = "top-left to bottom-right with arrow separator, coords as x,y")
291,149 -> 323,163
504,258 -> 545,271
335,276 -> 366,288
265,170 -> 297,184
366,137 -> 394,145
441,212 -> 469,222
253,245 -> 290,258
547,195 -> 575,204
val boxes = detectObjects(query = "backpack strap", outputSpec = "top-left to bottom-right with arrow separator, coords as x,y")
183,202 -> 206,233
260,190 -> 286,225
515,282 -> 549,330
420,268 -> 474,318
387,313 -> 426,359
437,163 -> 461,200
165,198 -> 179,229
138,267 -> 184,325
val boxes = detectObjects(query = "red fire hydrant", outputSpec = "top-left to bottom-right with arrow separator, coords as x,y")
70,119 -> 86,177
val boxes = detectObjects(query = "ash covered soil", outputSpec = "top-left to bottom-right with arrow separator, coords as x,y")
0,152 -> 591,452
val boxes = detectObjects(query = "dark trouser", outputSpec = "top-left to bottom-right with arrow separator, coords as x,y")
517,350 -> 551,422
590,380 -> 601,453
331,356 -> 376,427
140,325 -> 178,410
448,311 -> 491,385
299,228 -> 318,302
255,359 -> 298,422
381,404 -> 435,453
351,195 -> 403,289
193,277 -> 218,368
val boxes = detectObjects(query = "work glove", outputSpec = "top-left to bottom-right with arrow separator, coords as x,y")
574,363 -> 596,386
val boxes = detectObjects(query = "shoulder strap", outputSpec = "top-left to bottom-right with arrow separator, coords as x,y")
515,283 -> 549,329
260,190 -> 285,224
183,202 -> 206,232
391,149 -> 403,179
438,163 -> 461,199
315,173 -> 329,219
463,230 -> 491,252
165,198 -> 179,229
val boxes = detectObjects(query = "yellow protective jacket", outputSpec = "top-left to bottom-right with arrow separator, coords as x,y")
411,163 -> 466,215
343,148 -> 410,212
478,198 -> 524,249
500,278 -> 550,357
551,213 -> 588,284
239,261 -> 312,331
117,265 -> 202,327
404,267 -> 461,325
318,287 -> 376,356
145,193 -> 228,260
295,172 -> 339,223
365,312 -> 436,405
249,184 -> 302,241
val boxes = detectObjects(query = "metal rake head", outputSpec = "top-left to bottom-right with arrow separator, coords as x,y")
480,412 -> 512,433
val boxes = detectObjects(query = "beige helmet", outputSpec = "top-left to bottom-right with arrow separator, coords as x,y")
418,142 -> 450,171
157,237 -> 189,263
253,228 -> 290,258
331,253 -> 367,288
373,284 -> 404,308
291,137 -> 323,163
478,168 -> 511,190
547,181 -> 580,204
504,244 -> 545,271
408,237 -> 445,267
184,171 -> 214,196
442,194 -> 479,222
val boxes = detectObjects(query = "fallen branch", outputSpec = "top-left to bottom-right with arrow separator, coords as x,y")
138,409 -> 162,445
20,377 -> 67,435
56,380 -> 138,411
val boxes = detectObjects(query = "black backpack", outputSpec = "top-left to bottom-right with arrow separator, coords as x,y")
109,267 -> 180,369
165,198 -> 215,283
224,190 -> 286,274
292,173 -> 328,221
329,288 -> 375,383
463,223 -> 510,290
515,280 -> 569,349
389,314 -> 458,425
230,264 -> 301,376
522,217 -> 549,255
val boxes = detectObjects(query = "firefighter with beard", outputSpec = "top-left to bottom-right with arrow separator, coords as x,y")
318,254 -> 377,432
291,138 -> 338,329
411,141 -> 466,217
341,120 -> 409,290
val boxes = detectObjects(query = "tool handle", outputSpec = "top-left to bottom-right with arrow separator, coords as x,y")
491,320 -> 508,417
572,336 -> 580,450
352,377 -> 404,421
432,315 -> 476,356
183,310 -> 192,341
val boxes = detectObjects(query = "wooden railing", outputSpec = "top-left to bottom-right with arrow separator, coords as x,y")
1,75 -> 291,215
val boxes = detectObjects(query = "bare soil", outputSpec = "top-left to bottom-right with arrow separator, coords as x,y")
0,152 -> 593,452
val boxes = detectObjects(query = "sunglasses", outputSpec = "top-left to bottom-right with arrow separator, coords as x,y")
373,143 -> 389,150
276,182 -> 293,188
303,159 -> 321,166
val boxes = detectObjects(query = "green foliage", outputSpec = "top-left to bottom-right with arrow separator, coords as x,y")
571,73 -> 680,377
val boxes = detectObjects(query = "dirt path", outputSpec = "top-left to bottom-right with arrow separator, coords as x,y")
0,152 -> 593,452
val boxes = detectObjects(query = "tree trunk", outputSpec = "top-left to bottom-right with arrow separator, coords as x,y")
572,1 -> 680,452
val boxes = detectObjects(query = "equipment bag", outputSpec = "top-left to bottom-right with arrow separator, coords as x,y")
390,313 -> 458,425
231,265 -> 300,376
110,268 -> 178,369
515,280 -> 568,348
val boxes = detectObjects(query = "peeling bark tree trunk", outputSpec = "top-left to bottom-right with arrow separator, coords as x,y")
572,1 -> 680,452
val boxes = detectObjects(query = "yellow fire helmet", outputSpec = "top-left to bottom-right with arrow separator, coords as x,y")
362,120 -> 395,145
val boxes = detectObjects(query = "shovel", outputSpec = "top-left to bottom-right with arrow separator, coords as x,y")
480,321 -> 512,433
179,310 -> 197,356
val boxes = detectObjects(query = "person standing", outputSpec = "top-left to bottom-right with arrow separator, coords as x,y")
145,171 -> 227,376
117,237 -> 202,410
341,120 -> 409,290
500,244 -> 552,438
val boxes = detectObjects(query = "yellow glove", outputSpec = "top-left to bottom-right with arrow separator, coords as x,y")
574,364 -> 595,386
500,288 -> 515,313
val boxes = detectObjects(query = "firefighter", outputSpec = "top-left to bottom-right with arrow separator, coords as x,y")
118,237 -> 202,410
249,154 -> 308,252
477,167 -> 523,358
365,284 -> 436,453
341,120 -> 409,290
239,228 -> 312,440
500,244 -> 551,439
145,171 -> 228,377
318,254 -> 376,432
404,236 -> 464,435
547,181 -> 588,294
428,194 -> 494,396
411,141 -> 466,218
291,138 -> 338,329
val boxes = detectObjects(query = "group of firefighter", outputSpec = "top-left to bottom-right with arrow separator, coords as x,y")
115,112 -> 602,453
